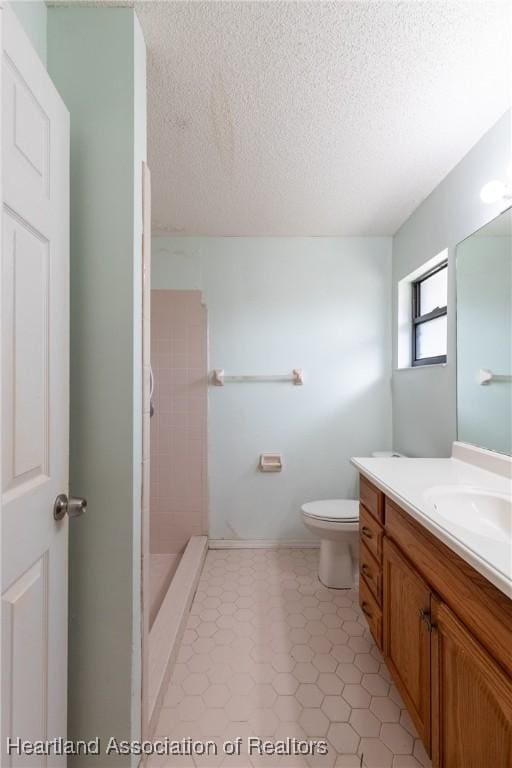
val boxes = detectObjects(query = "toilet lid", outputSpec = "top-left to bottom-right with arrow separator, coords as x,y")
301,499 -> 359,522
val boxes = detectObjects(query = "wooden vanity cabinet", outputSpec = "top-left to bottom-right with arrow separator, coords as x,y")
358,478 -> 385,649
358,474 -> 512,767
385,498 -> 512,677
359,503 -> 383,563
359,541 -> 381,603
359,574 -> 382,648
382,538 -> 432,747
359,475 -> 384,522
431,598 -> 512,768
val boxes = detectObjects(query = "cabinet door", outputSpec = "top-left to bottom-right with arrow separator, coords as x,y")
383,538 -> 432,750
431,598 -> 512,768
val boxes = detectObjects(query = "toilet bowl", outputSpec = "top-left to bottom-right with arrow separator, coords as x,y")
301,500 -> 359,589
302,453 -> 405,588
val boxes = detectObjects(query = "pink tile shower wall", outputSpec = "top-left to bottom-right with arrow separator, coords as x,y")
150,290 -> 208,553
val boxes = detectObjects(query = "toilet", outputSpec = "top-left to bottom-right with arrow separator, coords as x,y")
302,451 -> 405,588
301,500 -> 359,589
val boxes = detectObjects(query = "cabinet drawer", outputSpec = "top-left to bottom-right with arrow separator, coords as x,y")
359,503 -> 383,563
360,541 -> 382,605
359,576 -> 382,649
360,475 -> 384,522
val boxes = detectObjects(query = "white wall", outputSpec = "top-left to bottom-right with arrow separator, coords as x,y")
392,111 -> 511,457
153,237 -> 392,541
457,235 -> 511,455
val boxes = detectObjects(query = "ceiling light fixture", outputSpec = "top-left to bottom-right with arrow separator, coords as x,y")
480,166 -> 512,204
480,179 -> 512,204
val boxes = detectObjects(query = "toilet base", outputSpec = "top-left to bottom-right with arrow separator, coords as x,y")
318,538 -> 354,589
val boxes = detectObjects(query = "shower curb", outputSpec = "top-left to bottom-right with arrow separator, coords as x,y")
148,535 -> 208,735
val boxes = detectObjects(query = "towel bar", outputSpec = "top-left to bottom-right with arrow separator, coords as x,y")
211,369 -> 304,386
478,368 -> 512,385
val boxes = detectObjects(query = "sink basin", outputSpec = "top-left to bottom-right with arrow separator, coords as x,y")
423,486 -> 512,542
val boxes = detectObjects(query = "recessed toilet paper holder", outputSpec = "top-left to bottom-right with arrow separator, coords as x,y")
259,454 -> 282,472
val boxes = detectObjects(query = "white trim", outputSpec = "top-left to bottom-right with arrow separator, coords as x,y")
208,539 -> 320,549
452,441 -> 511,478
396,248 -> 448,369
394,363 -> 448,372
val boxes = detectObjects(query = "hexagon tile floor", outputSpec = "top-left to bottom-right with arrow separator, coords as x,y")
154,548 -> 432,768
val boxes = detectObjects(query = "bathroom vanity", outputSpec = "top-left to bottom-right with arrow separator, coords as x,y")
352,448 -> 512,768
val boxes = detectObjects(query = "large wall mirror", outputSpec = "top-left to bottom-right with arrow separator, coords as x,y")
456,207 -> 512,455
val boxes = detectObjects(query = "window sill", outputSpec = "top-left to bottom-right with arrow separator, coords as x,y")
394,363 -> 448,372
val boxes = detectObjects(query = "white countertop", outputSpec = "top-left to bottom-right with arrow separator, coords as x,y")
351,453 -> 512,598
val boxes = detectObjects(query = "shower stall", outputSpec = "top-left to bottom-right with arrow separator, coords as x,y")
144,288 -> 209,732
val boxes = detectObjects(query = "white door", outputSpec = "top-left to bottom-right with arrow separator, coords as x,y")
1,5 -> 70,766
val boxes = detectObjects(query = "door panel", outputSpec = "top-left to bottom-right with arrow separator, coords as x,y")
2,555 -> 49,765
431,598 -> 512,768
1,6 -> 70,765
383,537 -> 432,751
2,211 -> 50,494
3,45 -> 51,236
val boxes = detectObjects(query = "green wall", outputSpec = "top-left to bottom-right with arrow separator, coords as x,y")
47,8 -> 146,762
10,0 -> 47,64
392,112 -> 511,457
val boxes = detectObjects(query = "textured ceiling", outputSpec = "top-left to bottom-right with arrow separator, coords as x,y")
134,1 -> 511,236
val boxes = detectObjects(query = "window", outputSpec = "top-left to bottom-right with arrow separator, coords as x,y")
411,261 -> 448,366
